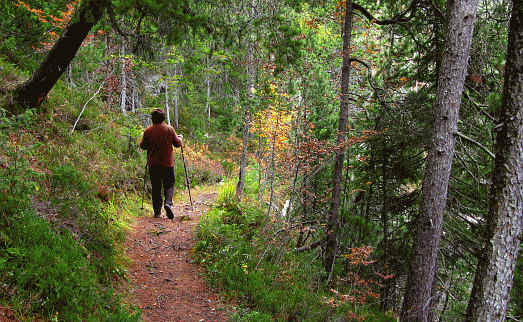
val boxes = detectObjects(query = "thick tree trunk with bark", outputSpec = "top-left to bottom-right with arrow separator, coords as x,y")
324,0 -> 353,276
14,0 -> 108,108
401,0 -> 479,320
465,1 -> 523,320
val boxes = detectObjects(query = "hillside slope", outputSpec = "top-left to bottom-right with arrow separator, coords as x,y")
0,58 -> 223,321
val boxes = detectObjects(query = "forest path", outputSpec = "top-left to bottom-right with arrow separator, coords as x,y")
123,188 -> 227,321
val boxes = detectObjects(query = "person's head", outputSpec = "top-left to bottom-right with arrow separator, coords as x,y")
151,108 -> 166,124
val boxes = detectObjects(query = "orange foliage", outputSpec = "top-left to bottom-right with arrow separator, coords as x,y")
304,18 -> 321,29
343,245 -> 375,266
321,246 -> 394,319
16,0 -> 99,51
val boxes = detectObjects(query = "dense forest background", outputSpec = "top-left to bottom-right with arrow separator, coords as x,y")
0,0 -> 521,321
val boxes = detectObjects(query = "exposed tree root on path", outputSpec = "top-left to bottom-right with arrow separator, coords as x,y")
123,189 -> 227,321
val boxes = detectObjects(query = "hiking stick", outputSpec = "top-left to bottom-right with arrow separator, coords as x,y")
180,144 -> 193,210
141,162 -> 147,210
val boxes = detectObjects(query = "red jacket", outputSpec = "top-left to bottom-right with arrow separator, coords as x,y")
139,123 -> 182,167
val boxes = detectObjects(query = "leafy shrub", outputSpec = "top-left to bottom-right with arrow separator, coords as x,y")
215,180 -> 237,209
51,163 -> 90,193
218,157 -> 236,178
232,308 -> 273,322
195,179 -> 332,321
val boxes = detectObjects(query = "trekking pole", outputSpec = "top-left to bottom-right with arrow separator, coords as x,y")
141,162 -> 147,210
180,144 -> 193,210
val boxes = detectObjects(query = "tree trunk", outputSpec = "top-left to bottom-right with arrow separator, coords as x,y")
206,55 -> 211,137
165,80 -> 171,125
14,0 -> 108,108
380,154 -> 391,310
67,63 -> 75,88
266,107 -> 279,218
324,0 -> 353,277
174,65 -> 179,128
120,41 -> 127,116
236,0 -> 255,199
465,1 -> 523,320
401,1 -> 479,321
131,85 -> 136,113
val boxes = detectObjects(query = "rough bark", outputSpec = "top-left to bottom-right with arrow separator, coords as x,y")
324,0 -> 353,276
14,0 -> 108,108
401,0 -> 479,320
465,1 -> 523,320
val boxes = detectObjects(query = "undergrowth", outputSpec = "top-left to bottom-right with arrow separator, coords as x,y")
194,179 -> 329,321
0,57 -> 223,320
195,173 -> 397,321
0,109 -> 139,321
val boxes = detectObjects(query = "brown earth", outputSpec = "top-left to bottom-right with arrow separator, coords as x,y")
0,306 -> 16,321
123,189 -> 228,322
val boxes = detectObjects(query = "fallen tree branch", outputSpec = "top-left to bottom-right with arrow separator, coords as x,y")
71,78 -> 106,134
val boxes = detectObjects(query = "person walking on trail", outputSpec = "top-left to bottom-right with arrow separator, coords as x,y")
140,108 -> 183,219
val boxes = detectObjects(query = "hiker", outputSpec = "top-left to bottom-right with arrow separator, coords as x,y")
139,108 -> 183,219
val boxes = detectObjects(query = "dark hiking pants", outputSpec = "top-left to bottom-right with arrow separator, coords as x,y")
149,165 -> 175,217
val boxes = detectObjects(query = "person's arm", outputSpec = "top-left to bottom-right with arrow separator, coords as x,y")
139,130 -> 149,150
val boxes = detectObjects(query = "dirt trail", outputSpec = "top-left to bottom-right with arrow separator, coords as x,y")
123,189 -> 227,322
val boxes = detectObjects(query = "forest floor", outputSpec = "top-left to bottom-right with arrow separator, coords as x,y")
122,187 -> 229,321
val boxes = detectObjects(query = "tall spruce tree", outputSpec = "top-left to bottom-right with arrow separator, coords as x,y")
465,0 -> 523,320
324,0 -> 353,277
401,0 -> 479,320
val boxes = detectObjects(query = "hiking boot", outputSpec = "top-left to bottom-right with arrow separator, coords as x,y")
154,213 -> 161,218
164,205 -> 174,219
